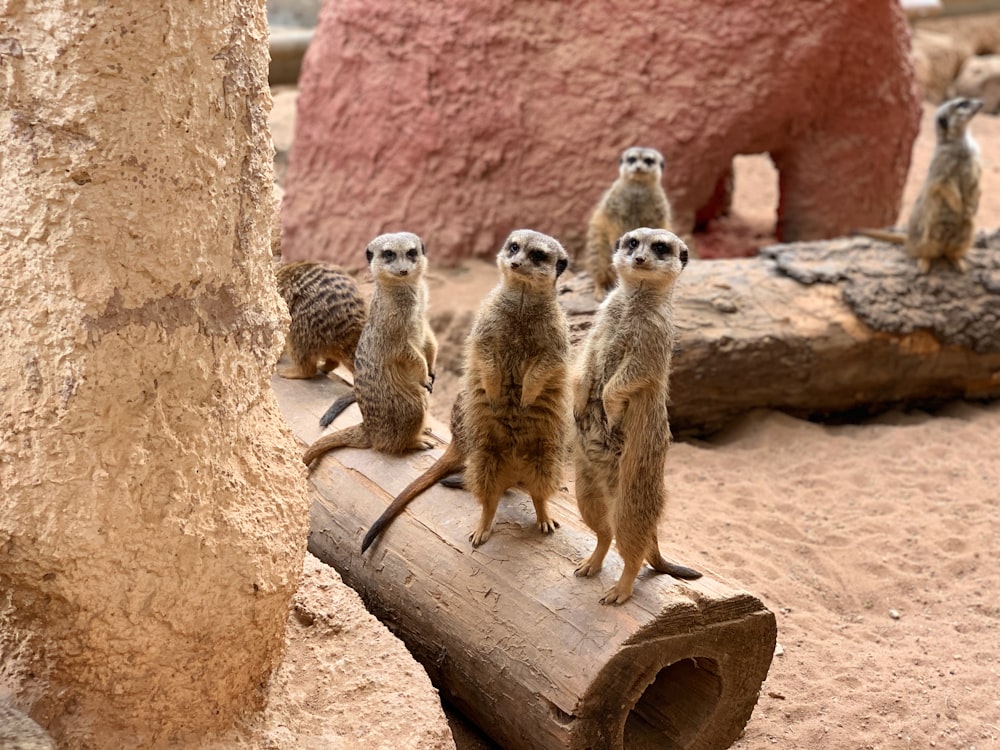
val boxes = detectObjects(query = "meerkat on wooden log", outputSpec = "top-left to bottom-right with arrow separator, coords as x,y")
303,232 -> 438,465
586,146 -> 672,300
856,97 -> 983,273
274,260 -> 367,379
361,230 -> 572,552
574,227 -> 702,605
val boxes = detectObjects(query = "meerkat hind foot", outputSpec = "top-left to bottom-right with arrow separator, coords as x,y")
537,518 -> 559,535
469,527 -> 491,547
574,557 -> 602,578
599,581 -> 635,606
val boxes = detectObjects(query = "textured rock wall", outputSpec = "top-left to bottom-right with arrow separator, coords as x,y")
282,0 -> 920,268
0,2 -> 310,746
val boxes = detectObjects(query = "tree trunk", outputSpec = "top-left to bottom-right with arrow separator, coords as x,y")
0,2 -> 309,745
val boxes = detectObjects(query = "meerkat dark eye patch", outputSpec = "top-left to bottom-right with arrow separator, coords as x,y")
626,156 -> 637,164
651,241 -> 670,257
382,250 -> 396,262
529,249 -> 548,265
643,157 -> 655,166
555,257 -> 568,277
508,241 -> 520,256
627,237 -> 640,251
406,247 -> 418,259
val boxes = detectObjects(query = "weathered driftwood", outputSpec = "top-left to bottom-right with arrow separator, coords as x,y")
560,234 -> 1000,437
272,373 -> 776,750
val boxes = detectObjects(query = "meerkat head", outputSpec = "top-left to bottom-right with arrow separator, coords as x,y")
496,230 -> 569,291
618,146 -> 664,184
935,98 -> 983,143
365,232 -> 427,285
613,228 -> 687,290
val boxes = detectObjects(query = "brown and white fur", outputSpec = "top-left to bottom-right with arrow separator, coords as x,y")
303,232 -> 437,465
586,146 -> 672,300
573,227 -> 701,605
361,230 -> 571,552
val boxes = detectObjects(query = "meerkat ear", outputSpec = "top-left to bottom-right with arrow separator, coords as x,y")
556,256 -> 568,277
420,239 -> 427,256
365,247 -> 374,264
937,111 -> 949,130
680,247 -> 689,268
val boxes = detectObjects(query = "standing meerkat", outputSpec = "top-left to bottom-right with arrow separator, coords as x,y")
361,230 -> 571,552
302,232 -> 438,464
586,146 -> 672,300
574,227 -> 701,605
857,97 -> 983,273
274,260 -> 367,379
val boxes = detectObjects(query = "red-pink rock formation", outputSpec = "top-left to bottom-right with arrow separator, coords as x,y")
282,0 -> 921,268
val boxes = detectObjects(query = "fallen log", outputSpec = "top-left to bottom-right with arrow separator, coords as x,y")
559,234 -> 1000,436
272,373 -> 776,750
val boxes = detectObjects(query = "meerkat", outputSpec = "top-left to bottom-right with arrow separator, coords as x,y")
573,227 -> 701,605
857,97 -> 983,273
302,233 -> 438,464
361,230 -> 571,552
275,260 -> 367,379
586,146 -> 672,300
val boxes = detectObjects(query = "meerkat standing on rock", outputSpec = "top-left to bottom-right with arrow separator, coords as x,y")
361,230 -> 571,552
586,146 -> 672,300
857,97 -> 983,273
574,228 -> 701,605
275,261 -> 367,379
303,233 -> 438,465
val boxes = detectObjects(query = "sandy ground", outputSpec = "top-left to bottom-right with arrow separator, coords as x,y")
273,97 -> 1000,748
416,102 -> 1000,749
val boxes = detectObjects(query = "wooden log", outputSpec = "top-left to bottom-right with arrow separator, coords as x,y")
273,373 -> 776,750
559,235 -> 1000,437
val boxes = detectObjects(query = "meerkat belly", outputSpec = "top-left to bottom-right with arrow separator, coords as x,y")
619,184 -> 667,228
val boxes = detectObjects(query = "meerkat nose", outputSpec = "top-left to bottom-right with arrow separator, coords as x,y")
634,256 -> 645,265
398,269 -> 409,276
510,260 -> 521,269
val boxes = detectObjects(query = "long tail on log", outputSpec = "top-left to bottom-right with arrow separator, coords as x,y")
853,228 -> 905,245
319,390 -> 357,427
648,542 -> 702,581
361,440 -> 465,553
303,424 -> 370,466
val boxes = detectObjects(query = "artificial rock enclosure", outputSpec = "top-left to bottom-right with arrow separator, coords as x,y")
1,2 -> 450,749
281,0 -> 920,268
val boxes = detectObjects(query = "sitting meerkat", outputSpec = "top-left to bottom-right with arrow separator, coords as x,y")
586,146 -> 672,300
274,260 -> 366,379
857,97 -> 983,273
360,230 -> 571,552
573,227 -> 701,605
303,232 -> 437,464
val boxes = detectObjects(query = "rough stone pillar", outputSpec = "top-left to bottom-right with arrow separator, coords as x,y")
0,2 -> 309,746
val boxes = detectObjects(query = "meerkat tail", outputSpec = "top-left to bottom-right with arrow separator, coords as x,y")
302,424 -> 370,465
647,548 -> 703,580
318,390 -> 357,427
361,441 -> 465,553
852,228 -> 906,245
